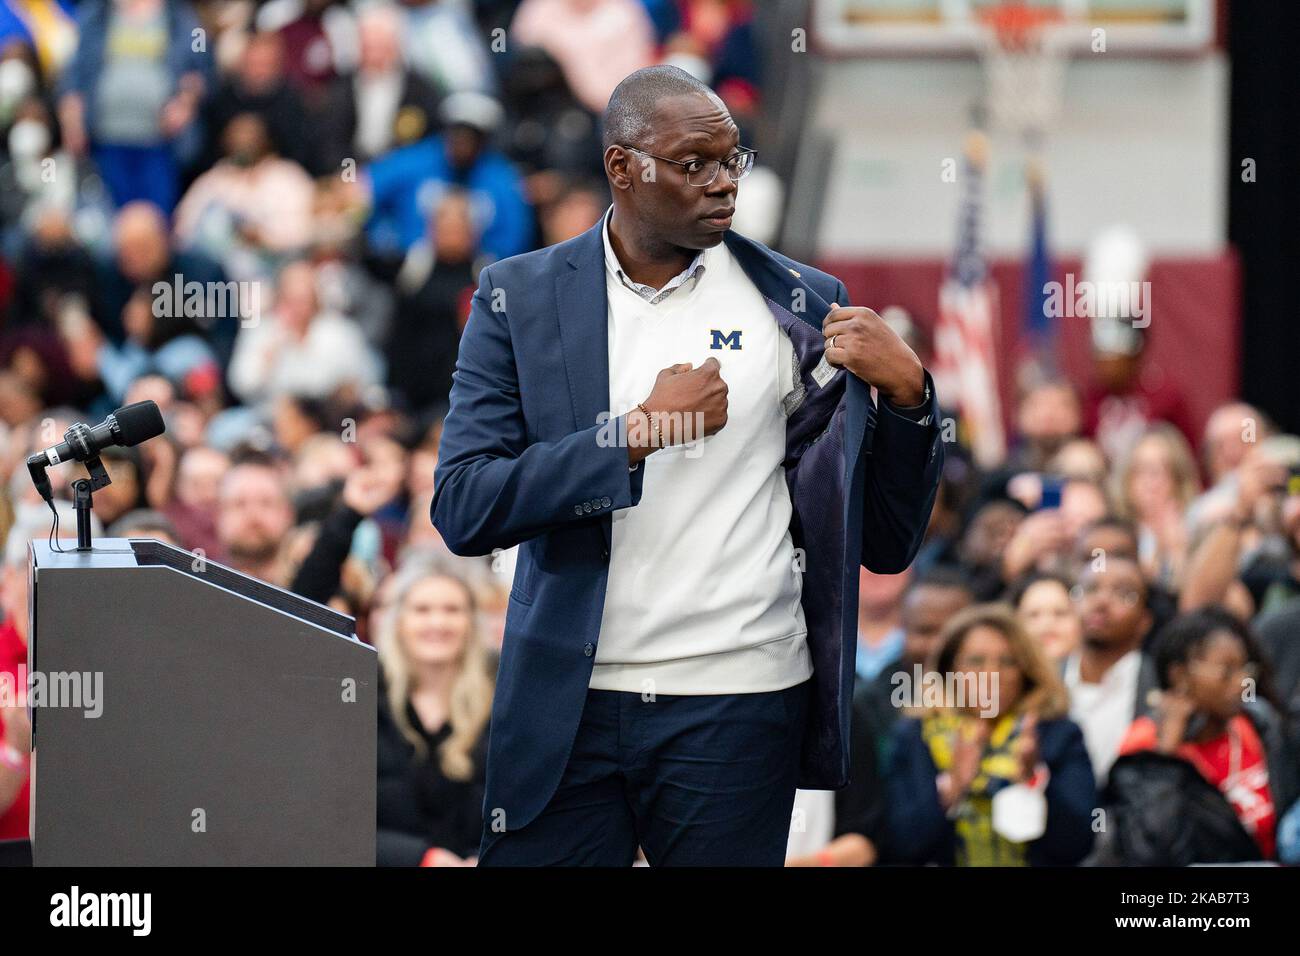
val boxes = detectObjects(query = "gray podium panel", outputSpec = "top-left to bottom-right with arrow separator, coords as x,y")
28,538 -> 376,865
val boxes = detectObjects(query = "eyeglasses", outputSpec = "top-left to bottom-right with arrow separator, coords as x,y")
620,145 -> 757,187
1073,580 -> 1143,607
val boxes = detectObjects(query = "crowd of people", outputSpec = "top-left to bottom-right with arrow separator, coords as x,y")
0,0 -> 1296,868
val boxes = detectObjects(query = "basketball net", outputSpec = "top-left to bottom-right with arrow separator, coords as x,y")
977,3 -> 1068,144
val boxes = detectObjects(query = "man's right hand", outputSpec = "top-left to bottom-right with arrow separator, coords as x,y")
628,358 -> 729,465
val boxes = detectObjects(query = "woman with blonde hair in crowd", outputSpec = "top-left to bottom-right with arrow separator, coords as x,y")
376,559 -> 494,866
885,604 -> 1096,866
1112,423 -> 1201,589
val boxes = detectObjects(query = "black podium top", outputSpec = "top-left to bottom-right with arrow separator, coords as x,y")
31,537 -> 356,639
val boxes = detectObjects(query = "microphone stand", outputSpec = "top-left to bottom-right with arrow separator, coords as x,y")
72,455 -> 111,551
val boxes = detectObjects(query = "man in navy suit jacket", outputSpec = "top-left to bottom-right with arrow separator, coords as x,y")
432,66 -> 943,865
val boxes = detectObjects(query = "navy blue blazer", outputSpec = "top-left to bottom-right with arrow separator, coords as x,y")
432,220 -> 944,835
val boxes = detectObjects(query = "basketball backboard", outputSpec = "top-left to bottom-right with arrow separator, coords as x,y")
811,0 -> 1217,55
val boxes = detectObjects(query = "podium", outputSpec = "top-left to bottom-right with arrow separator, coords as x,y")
26,538 -> 376,865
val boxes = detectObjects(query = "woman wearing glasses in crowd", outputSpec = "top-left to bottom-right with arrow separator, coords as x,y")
1099,607 -> 1300,864
885,604 -> 1097,866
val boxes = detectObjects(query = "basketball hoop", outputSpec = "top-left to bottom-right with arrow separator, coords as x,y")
976,2 -> 1068,142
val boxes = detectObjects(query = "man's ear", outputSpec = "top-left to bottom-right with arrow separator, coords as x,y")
605,146 -> 632,190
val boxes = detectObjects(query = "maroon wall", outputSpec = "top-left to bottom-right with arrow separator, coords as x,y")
817,252 -> 1240,448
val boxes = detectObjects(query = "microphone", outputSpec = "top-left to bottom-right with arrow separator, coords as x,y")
27,401 -> 166,501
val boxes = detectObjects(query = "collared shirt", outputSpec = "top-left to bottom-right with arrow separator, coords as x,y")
1065,647 -> 1144,784
600,206 -> 934,430
601,206 -> 708,304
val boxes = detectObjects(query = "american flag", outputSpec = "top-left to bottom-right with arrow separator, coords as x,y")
932,147 -> 1006,468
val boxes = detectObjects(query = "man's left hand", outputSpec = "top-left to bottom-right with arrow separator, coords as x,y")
823,303 -> 926,407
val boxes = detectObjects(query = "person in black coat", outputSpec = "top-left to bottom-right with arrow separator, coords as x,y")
375,562 -> 494,866
316,4 -> 444,173
373,189 -> 477,417
885,604 -> 1097,866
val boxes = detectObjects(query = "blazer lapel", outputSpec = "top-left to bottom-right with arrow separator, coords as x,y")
555,221 -> 611,435
724,231 -> 874,471
555,221 -> 614,548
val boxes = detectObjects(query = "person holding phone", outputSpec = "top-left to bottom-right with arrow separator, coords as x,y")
1098,607 -> 1300,864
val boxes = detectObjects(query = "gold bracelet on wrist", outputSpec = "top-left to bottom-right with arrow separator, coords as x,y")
636,402 -> 662,447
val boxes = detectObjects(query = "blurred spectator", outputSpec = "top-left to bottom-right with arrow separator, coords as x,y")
862,566 -> 975,752
500,47 -> 603,182
1011,571 -> 1082,665
1083,318 -> 1195,462
0,321 -> 81,407
361,90 -> 532,261
227,259 -> 382,407
290,440 -> 405,606
536,177 -> 606,246
270,0 -> 353,106
162,442 -> 229,554
0,0 -> 77,81
319,2 -> 443,171
378,189 -> 475,415
955,496 -> 1026,601
667,0 -> 761,113
855,566 -> 909,683
215,453 -> 295,583
1112,424 -> 1200,588
1098,608 -> 1299,864
1001,477 -> 1108,582
96,201 -> 232,358
376,562 -> 492,865
885,604 -> 1096,866
1187,401 -> 1275,532
510,0 -> 655,115
398,0 -> 495,97
201,29 -> 317,175
58,284 -> 220,410
107,505 -> 179,542
6,207 -> 100,331
1065,556 -> 1158,784
58,0 -> 213,212
1008,380 -> 1082,474
1047,436 -> 1108,485
174,111 -> 316,283
0,98 -> 114,259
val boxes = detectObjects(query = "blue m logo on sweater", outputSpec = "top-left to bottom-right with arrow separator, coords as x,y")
710,329 -> 742,350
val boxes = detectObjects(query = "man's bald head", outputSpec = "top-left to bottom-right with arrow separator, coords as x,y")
114,201 -> 170,281
602,65 -> 720,153
602,66 -> 741,256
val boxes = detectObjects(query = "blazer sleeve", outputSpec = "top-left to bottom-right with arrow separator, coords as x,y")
431,265 -> 646,556
1034,719 -> 1098,864
883,718 -> 950,864
833,280 -> 944,574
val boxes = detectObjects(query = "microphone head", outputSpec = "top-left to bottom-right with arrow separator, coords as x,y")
112,401 -> 166,447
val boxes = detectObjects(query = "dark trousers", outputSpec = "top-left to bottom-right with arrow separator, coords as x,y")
479,678 -> 811,866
